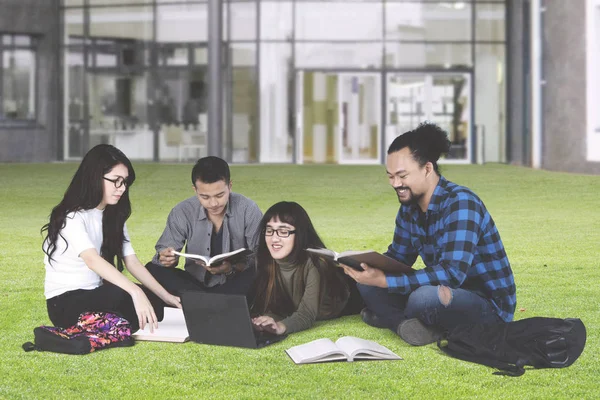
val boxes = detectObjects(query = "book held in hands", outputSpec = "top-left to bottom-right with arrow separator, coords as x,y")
172,247 -> 252,267
132,307 -> 189,343
286,336 -> 402,364
306,248 -> 412,274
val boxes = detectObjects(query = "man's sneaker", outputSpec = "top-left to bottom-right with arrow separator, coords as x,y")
360,308 -> 388,329
397,318 -> 443,346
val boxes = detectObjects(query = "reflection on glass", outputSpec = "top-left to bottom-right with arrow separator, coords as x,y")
476,3 -> 505,41
229,43 -> 258,163
296,43 -> 382,69
228,2 -> 257,40
260,1 -> 292,40
89,0 -> 151,5
156,65 -> 209,162
385,2 -> 472,41
90,6 -> 153,40
386,73 -> 469,161
65,8 -> 84,40
260,43 -> 292,163
194,47 -> 208,66
296,2 -> 383,40
385,43 -> 471,68
298,71 -> 381,164
596,7 -> 600,131
298,71 -> 335,163
430,76 -> 469,160
475,44 -> 505,162
66,49 -> 85,158
157,4 -> 207,43
1,49 -> 36,120
339,74 -> 381,163
160,46 -> 189,66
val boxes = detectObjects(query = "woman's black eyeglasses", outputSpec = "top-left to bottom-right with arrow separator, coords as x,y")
264,227 -> 296,238
103,176 -> 129,189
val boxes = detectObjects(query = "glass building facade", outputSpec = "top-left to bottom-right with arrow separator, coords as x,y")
61,0 -> 506,164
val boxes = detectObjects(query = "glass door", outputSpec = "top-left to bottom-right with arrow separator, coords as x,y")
386,73 -> 471,163
295,70 -> 381,164
337,73 -> 381,164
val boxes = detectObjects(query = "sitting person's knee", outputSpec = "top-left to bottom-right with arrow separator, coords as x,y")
438,286 -> 452,306
408,285 -> 452,307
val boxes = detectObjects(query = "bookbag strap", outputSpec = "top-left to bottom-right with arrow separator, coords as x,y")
22,342 -> 37,352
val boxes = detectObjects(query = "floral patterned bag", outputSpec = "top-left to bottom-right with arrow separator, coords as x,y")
23,312 -> 134,354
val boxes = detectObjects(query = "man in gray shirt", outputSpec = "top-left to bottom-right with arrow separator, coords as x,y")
145,157 -> 262,295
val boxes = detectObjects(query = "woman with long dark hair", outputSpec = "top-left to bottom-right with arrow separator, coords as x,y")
42,144 -> 180,332
250,201 -> 362,335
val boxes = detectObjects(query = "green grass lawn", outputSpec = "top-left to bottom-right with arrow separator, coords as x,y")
0,163 -> 598,399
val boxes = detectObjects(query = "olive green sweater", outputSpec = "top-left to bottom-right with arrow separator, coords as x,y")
276,258 -> 349,334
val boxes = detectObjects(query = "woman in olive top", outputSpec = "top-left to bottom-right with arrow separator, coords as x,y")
250,201 -> 362,335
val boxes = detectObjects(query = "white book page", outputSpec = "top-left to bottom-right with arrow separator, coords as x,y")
338,250 -> 372,257
132,307 -> 189,342
286,338 -> 349,364
208,247 -> 248,265
172,251 -> 209,264
335,337 -> 402,361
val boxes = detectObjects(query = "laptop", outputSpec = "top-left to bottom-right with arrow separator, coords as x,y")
180,291 -> 288,349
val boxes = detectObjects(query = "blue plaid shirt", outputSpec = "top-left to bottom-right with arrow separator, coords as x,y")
384,176 -> 516,322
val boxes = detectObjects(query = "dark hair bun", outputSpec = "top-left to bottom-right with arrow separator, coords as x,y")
415,122 -> 451,162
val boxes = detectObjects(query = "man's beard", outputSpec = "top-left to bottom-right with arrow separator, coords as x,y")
394,186 -> 422,206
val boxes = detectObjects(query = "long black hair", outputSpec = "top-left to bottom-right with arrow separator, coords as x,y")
42,144 -> 135,271
250,201 -> 347,318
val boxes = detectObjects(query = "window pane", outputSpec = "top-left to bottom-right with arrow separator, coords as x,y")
62,0 -> 84,6
158,45 -> 189,66
228,1 -> 256,40
89,0 -> 152,4
475,44 -> 506,162
260,1 -> 292,40
90,6 -> 154,40
66,48 -> 86,158
385,2 -> 472,41
260,43 -> 293,162
65,8 -> 84,42
296,2 -> 383,40
2,50 -> 35,120
385,42 -> 471,68
157,4 -> 207,43
229,43 -> 258,163
386,73 -> 470,161
296,43 -> 382,68
14,36 -> 31,46
476,3 -> 505,41
597,6 -> 600,131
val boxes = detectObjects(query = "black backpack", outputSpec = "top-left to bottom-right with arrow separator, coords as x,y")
437,317 -> 586,376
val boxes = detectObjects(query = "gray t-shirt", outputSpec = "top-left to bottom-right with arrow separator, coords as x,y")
152,192 -> 262,287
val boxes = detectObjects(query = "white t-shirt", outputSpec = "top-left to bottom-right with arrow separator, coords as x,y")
44,208 -> 135,299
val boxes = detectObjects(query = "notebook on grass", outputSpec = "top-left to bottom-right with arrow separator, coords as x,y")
132,307 -> 189,343
181,291 -> 287,349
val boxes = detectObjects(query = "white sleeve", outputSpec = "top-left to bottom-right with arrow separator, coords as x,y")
61,213 -> 96,256
123,223 -> 135,256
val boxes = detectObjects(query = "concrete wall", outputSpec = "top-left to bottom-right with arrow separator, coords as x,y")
542,0 -> 600,173
0,0 -> 60,162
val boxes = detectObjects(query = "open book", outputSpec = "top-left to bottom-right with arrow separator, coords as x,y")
132,307 -> 189,343
286,336 -> 402,364
306,248 -> 412,274
172,247 -> 252,267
